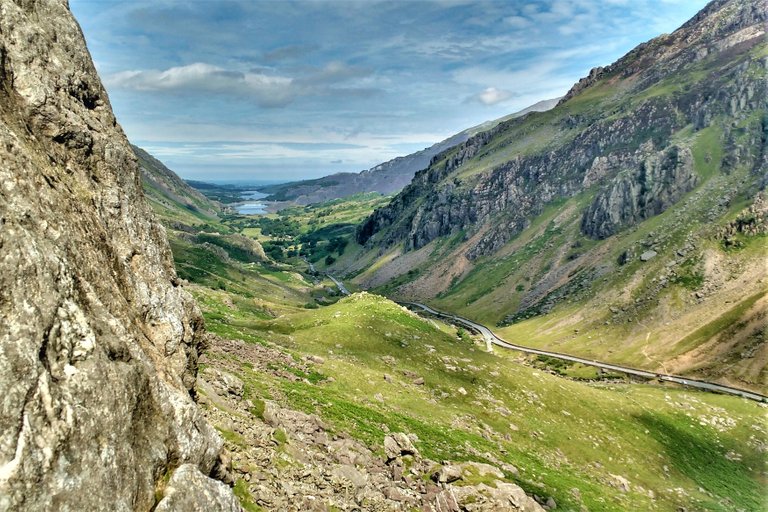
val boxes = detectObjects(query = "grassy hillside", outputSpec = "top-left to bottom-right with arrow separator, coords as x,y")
134,145 -> 223,225
348,118 -> 767,392
140,157 -> 765,510
196,288 -> 767,512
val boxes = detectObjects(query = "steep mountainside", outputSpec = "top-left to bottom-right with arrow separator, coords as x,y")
134,145 -> 223,225
352,0 -> 767,391
259,98 -> 559,204
0,1 -> 237,510
134,145 -> 269,268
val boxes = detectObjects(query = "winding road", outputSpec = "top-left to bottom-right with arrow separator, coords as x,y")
325,273 -> 767,403
326,274 -> 350,296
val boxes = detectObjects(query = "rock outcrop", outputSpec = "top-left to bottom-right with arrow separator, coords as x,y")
581,145 -> 698,239
0,1 -> 236,510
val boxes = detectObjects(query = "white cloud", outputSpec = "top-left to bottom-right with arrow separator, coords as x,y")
105,61 -> 377,108
394,33 -> 539,62
106,63 -> 296,107
468,87 -> 514,105
503,15 -> 531,29
454,61 -> 560,89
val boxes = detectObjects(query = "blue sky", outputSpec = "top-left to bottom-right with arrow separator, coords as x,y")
70,0 -> 709,183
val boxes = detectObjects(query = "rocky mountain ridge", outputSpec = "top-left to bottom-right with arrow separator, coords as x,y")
349,0 -> 767,389
258,98 -> 559,205
0,1 -> 237,509
358,0 -> 766,255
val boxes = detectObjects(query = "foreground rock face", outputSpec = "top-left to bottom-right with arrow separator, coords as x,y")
0,1 -> 235,510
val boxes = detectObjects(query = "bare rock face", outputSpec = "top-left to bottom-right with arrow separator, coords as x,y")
383,432 -> 419,461
581,146 -> 698,239
154,465 -> 241,512
0,1 -> 235,510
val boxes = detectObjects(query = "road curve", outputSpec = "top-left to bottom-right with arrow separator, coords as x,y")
327,274 -> 350,296
324,274 -> 766,402
402,301 -> 767,403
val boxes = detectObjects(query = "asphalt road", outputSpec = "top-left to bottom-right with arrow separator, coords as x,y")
402,301 -> 768,403
327,274 -> 350,296
324,274 -> 766,402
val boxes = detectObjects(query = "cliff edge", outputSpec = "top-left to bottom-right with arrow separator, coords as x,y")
0,1 -> 238,509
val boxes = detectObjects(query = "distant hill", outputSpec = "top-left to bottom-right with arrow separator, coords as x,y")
257,98 -> 560,204
133,145 -> 224,224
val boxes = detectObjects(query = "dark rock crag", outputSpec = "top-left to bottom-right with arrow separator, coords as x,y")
581,145 -> 698,239
0,1 -> 237,510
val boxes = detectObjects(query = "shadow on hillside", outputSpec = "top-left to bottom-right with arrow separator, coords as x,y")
634,412 -> 762,511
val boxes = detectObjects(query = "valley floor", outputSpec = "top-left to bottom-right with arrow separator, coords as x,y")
159,189 -> 767,511
193,284 -> 767,512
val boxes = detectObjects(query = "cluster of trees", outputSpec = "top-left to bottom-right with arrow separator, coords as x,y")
262,239 -> 300,261
257,217 -> 300,238
327,236 -> 349,255
261,233 -> 350,264
300,234 -> 348,264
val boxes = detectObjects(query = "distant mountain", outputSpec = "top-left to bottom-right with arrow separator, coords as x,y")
352,0 -> 767,391
133,145 -> 223,224
258,98 -> 560,204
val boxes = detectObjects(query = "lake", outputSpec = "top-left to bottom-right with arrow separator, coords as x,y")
235,190 -> 268,215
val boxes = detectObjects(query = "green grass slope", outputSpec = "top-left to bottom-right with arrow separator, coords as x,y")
197,289 -> 767,512
134,145 -> 223,225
